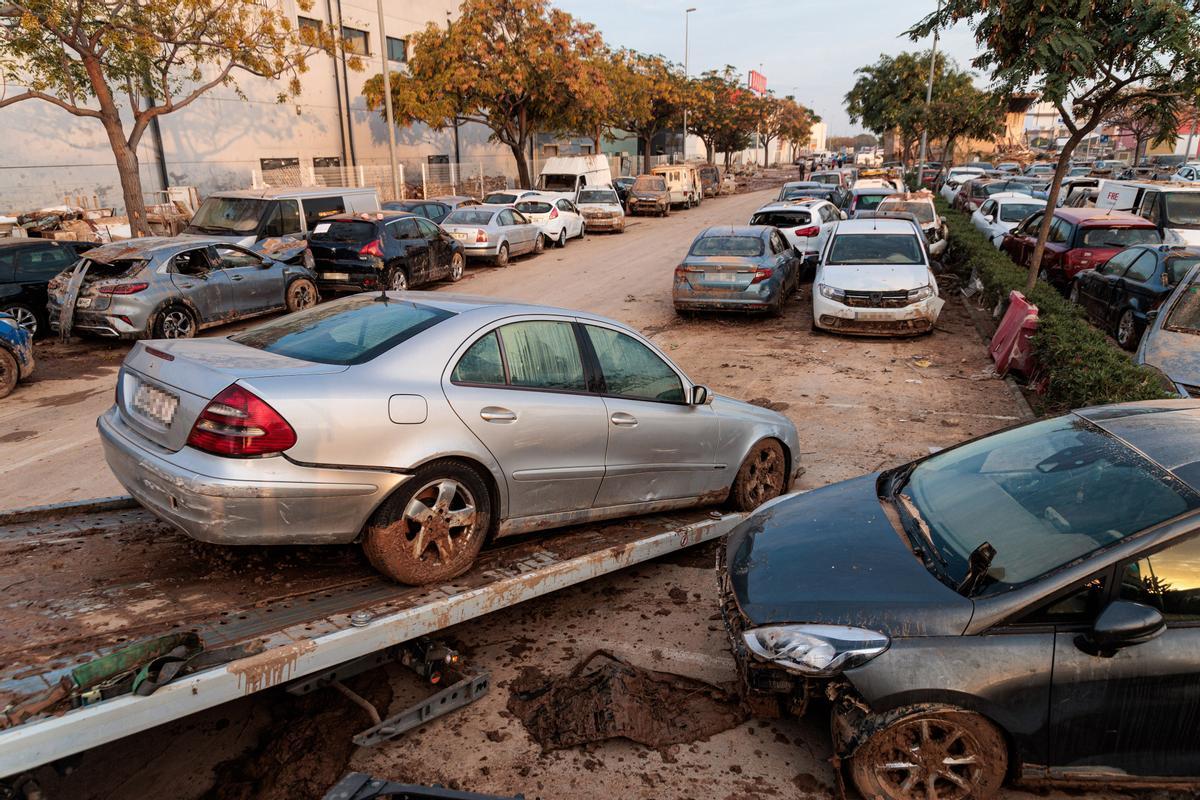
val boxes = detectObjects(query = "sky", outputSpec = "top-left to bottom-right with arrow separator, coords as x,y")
551,0 -> 987,137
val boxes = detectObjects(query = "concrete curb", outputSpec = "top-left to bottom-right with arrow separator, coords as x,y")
0,495 -> 137,526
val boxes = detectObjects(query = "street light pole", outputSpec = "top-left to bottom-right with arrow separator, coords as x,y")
375,0 -> 400,200
916,0 -> 940,186
682,7 -> 696,162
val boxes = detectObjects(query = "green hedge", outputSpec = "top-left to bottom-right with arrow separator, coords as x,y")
938,198 -> 1170,412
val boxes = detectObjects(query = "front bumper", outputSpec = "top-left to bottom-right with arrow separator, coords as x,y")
581,215 -> 625,231
813,293 -> 940,336
630,199 -> 666,214
98,406 -> 408,545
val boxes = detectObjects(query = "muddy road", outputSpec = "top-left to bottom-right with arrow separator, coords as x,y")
13,183 -> 1070,799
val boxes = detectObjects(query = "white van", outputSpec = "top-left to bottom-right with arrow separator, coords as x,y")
535,155 -> 614,202
182,187 -> 380,248
1096,180 -> 1200,245
651,164 -> 703,208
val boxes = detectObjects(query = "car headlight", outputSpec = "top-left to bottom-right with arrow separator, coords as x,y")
818,284 -> 845,301
742,624 -> 889,676
908,284 -> 934,301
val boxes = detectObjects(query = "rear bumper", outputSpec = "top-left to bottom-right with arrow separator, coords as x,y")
98,406 -> 408,545
460,242 -> 502,258
315,263 -> 381,293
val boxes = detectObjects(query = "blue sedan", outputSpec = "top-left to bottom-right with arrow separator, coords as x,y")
672,226 -> 801,316
0,311 -> 34,398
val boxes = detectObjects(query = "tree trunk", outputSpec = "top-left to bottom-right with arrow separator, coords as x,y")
1025,129 -> 1087,293
641,134 -> 653,175
510,141 -> 532,189
943,137 -> 957,168
704,140 -> 715,164
98,114 -> 150,237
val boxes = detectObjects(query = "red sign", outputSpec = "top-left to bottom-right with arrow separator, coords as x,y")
748,70 -> 767,95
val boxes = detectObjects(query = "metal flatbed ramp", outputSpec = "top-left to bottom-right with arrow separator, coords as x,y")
0,497 -> 743,777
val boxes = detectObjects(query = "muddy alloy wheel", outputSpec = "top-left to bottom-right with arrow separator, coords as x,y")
0,347 -> 18,399
730,439 -> 786,511
286,278 -> 318,312
496,243 -> 510,267
557,228 -> 567,248
388,268 -> 409,291
363,460 -> 492,584
154,307 -> 196,339
449,252 -> 465,281
1116,309 -> 1138,350
1,304 -> 38,337
533,235 -> 545,255
849,709 -> 1007,800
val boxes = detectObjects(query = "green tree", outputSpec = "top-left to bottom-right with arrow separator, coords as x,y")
0,0 -> 339,235
927,72 -> 1006,166
363,0 -> 604,188
687,66 -> 746,165
607,51 -> 687,175
778,99 -> 819,162
910,0 -> 1200,292
846,51 -> 945,163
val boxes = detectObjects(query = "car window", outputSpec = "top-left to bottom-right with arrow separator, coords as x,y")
15,245 -> 76,281
1019,575 -> 1109,626
1047,218 -> 1070,244
585,325 -> 684,403
451,331 -> 505,385
999,203 -> 1043,224
213,246 -> 263,269
578,190 -> 618,204
415,217 -> 441,239
688,236 -> 764,257
556,199 -> 573,212
827,233 -> 922,265
750,211 -> 811,227
171,248 -> 212,275
446,209 -> 495,226
1119,534 -> 1200,622
262,200 -> 303,238
231,295 -> 453,365
979,200 -> 995,217
1124,251 -> 1158,283
386,220 -> 406,240
497,321 -> 586,392
422,204 -> 447,222
1166,279 -> 1200,332
1165,192 -> 1200,227
1167,257 -> 1200,285
1139,191 -> 1162,225
1098,248 -> 1141,277
1080,227 -> 1161,248
498,210 -> 516,226
301,196 -> 347,229
396,218 -> 421,239
0,250 -> 15,282
903,415 -> 1200,594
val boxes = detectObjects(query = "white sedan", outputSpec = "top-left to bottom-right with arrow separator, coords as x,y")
515,194 -> 586,248
970,192 -> 1047,248
938,167 -> 986,204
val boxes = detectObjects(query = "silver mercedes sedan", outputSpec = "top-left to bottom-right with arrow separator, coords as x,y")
98,294 -> 800,584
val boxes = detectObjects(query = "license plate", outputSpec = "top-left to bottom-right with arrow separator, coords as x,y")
132,380 -> 179,426
705,273 -> 745,284
322,272 -> 349,281
452,232 -> 467,241
75,297 -> 92,309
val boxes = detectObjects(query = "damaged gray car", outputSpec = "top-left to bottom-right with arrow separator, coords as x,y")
721,400 -> 1200,798
47,237 -> 318,339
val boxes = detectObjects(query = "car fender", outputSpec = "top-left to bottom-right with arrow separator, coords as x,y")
147,294 -> 204,336
711,396 -> 801,482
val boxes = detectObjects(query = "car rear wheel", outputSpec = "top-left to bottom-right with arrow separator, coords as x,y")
533,235 -> 545,255
286,278 -> 318,312
730,439 -> 786,511
363,460 -> 492,585
153,306 -> 196,339
1116,309 -> 1140,350
0,348 -> 18,399
1,304 -> 39,337
449,252 -> 465,281
557,228 -> 567,248
387,267 -> 409,291
496,243 -> 510,267
848,708 -> 1007,800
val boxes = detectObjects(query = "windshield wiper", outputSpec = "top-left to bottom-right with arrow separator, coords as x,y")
956,541 -> 997,596
895,492 -> 947,567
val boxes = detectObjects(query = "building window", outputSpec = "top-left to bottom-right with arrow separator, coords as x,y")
314,157 -> 342,168
342,26 -> 369,55
260,157 -> 300,172
297,16 -> 322,44
387,37 -> 407,63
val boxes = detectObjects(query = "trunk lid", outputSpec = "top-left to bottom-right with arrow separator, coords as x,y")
118,338 -> 346,452
680,257 -> 760,291
307,220 -> 379,266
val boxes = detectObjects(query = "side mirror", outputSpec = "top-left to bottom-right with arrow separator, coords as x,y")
839,211 -> 847,220
1080,601 -> 1165,655
690,384 -> 712,406
1147,308 -> 1160,324
985,213 -> 996,223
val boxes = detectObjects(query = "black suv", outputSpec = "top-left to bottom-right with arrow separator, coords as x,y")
308,212 -> 466,293
0,239 -> 96,336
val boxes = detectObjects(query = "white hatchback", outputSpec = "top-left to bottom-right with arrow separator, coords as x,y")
939,167 -> 986,204
749,199 -> 843,261
970,193 -> 1047,248
514,193 -> 586,248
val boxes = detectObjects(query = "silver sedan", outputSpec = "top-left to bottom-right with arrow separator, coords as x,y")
98,294 -> 801,584
440,204 -> 544,267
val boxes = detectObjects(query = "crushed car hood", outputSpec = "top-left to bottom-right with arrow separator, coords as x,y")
725,474 -> 973,638
1139,327 -> 1200,386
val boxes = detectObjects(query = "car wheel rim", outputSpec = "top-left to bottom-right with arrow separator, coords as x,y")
161,310 -> 193,339
745,444 -> 783,505
401,479 -> 478,565
870,717 -> 985,800
290,282 -> 315,309
498,246 -> 509,265
390,271 -> 407,291
1069,284 -> 1078,303
558,230 -> 566,247
452,255 -> 464,279
4,307 -> 37,336
1119,312 -> 1134,344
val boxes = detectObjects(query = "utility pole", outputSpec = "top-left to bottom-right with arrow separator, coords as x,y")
682,7 -> 696,162
916,0 -> 940,187
375,0 -> 400,200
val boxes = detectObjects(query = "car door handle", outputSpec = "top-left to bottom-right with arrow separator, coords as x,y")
230,275 -> 244,281
610,412 -> 638,427
480,406 -> 517,423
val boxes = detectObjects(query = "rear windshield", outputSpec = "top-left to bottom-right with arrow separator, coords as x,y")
1080,227 -> 1161,247
1165,193 -> 1200,228
878,201 -> 935,224
231,296 -> 454,365
750,211 -> 811,227
689,236 -> 764,257
999,203 -> 1044,223
516,202 -> 553,214
1167,281 -> 1200,333
446,209 -> 496,226
633,177 -> 666,192
310,220 -> 376,241
484,192 -> 520,205
813,173 -> 841,185
827,233 -> 923,265
578,190 -> 618,204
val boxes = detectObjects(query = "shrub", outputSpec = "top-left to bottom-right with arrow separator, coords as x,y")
938,198 -> 1171,412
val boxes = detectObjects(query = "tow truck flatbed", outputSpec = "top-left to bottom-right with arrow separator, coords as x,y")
0,496 -> 744,777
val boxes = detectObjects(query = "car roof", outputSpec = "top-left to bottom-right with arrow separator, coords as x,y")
1054,207 -> 1155,226
755,200 -> 824,212
783,181 -> 823,188
381,292 -> 632,332
990,192 -> 1045,203
698,225 -> 770,238
82,237 -> 212,261
450,204 -> 506,213
206,187 -> 372,200
832,218 -> 920,235
327,211 -> 413,221
1076,401 -> 1200,490
850,186 -> 897,196
0,239 -> 61,250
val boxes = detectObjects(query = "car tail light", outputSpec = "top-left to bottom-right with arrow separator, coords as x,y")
475,229 -> 488,243
1065,249 -> 1094,272
794,226 -> 819,237
751,267 -> 774,284
550,208 -> 559,219
97,282 -> 148,294
359,239 -> 384,258
187,384 -> 297,457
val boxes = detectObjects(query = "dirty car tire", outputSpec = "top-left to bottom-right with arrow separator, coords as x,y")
363,459 -> 492,585
0,347 -> 18,398
1,303 -> 39,337
496,243 -> 510,267
729,439 -> 786,511
449,252 -> 465,281
848,708 -> 1007,800
152,306 -> 196,340
285,278 -> 318,312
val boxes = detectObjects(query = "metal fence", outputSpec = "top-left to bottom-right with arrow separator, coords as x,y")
252,164 -> 407,203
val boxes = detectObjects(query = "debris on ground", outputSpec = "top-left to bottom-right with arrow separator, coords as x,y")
506,650 -> 748,752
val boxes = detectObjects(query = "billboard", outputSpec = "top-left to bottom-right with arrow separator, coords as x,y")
748,70 -> 767,95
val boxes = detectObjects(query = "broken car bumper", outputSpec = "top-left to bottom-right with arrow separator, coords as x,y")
98,406 -> 408,545
813,294 -> 942,336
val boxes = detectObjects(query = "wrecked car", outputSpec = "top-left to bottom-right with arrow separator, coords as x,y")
627,175 -> 672,217
1136,261 -> 1200,396
46,237 -> 319,339
98,294 -> 801,584
575,188 -> 626,234
0,311 -> 34,398
308,212 -> 465,293
875,192 -> 948,258
673,226 -> 801,316
812,218 -> 943,336
721,400 -> 1200,799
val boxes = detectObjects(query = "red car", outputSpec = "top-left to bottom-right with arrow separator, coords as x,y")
1001,207 -> 1161,289
952,178 -> 997,212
